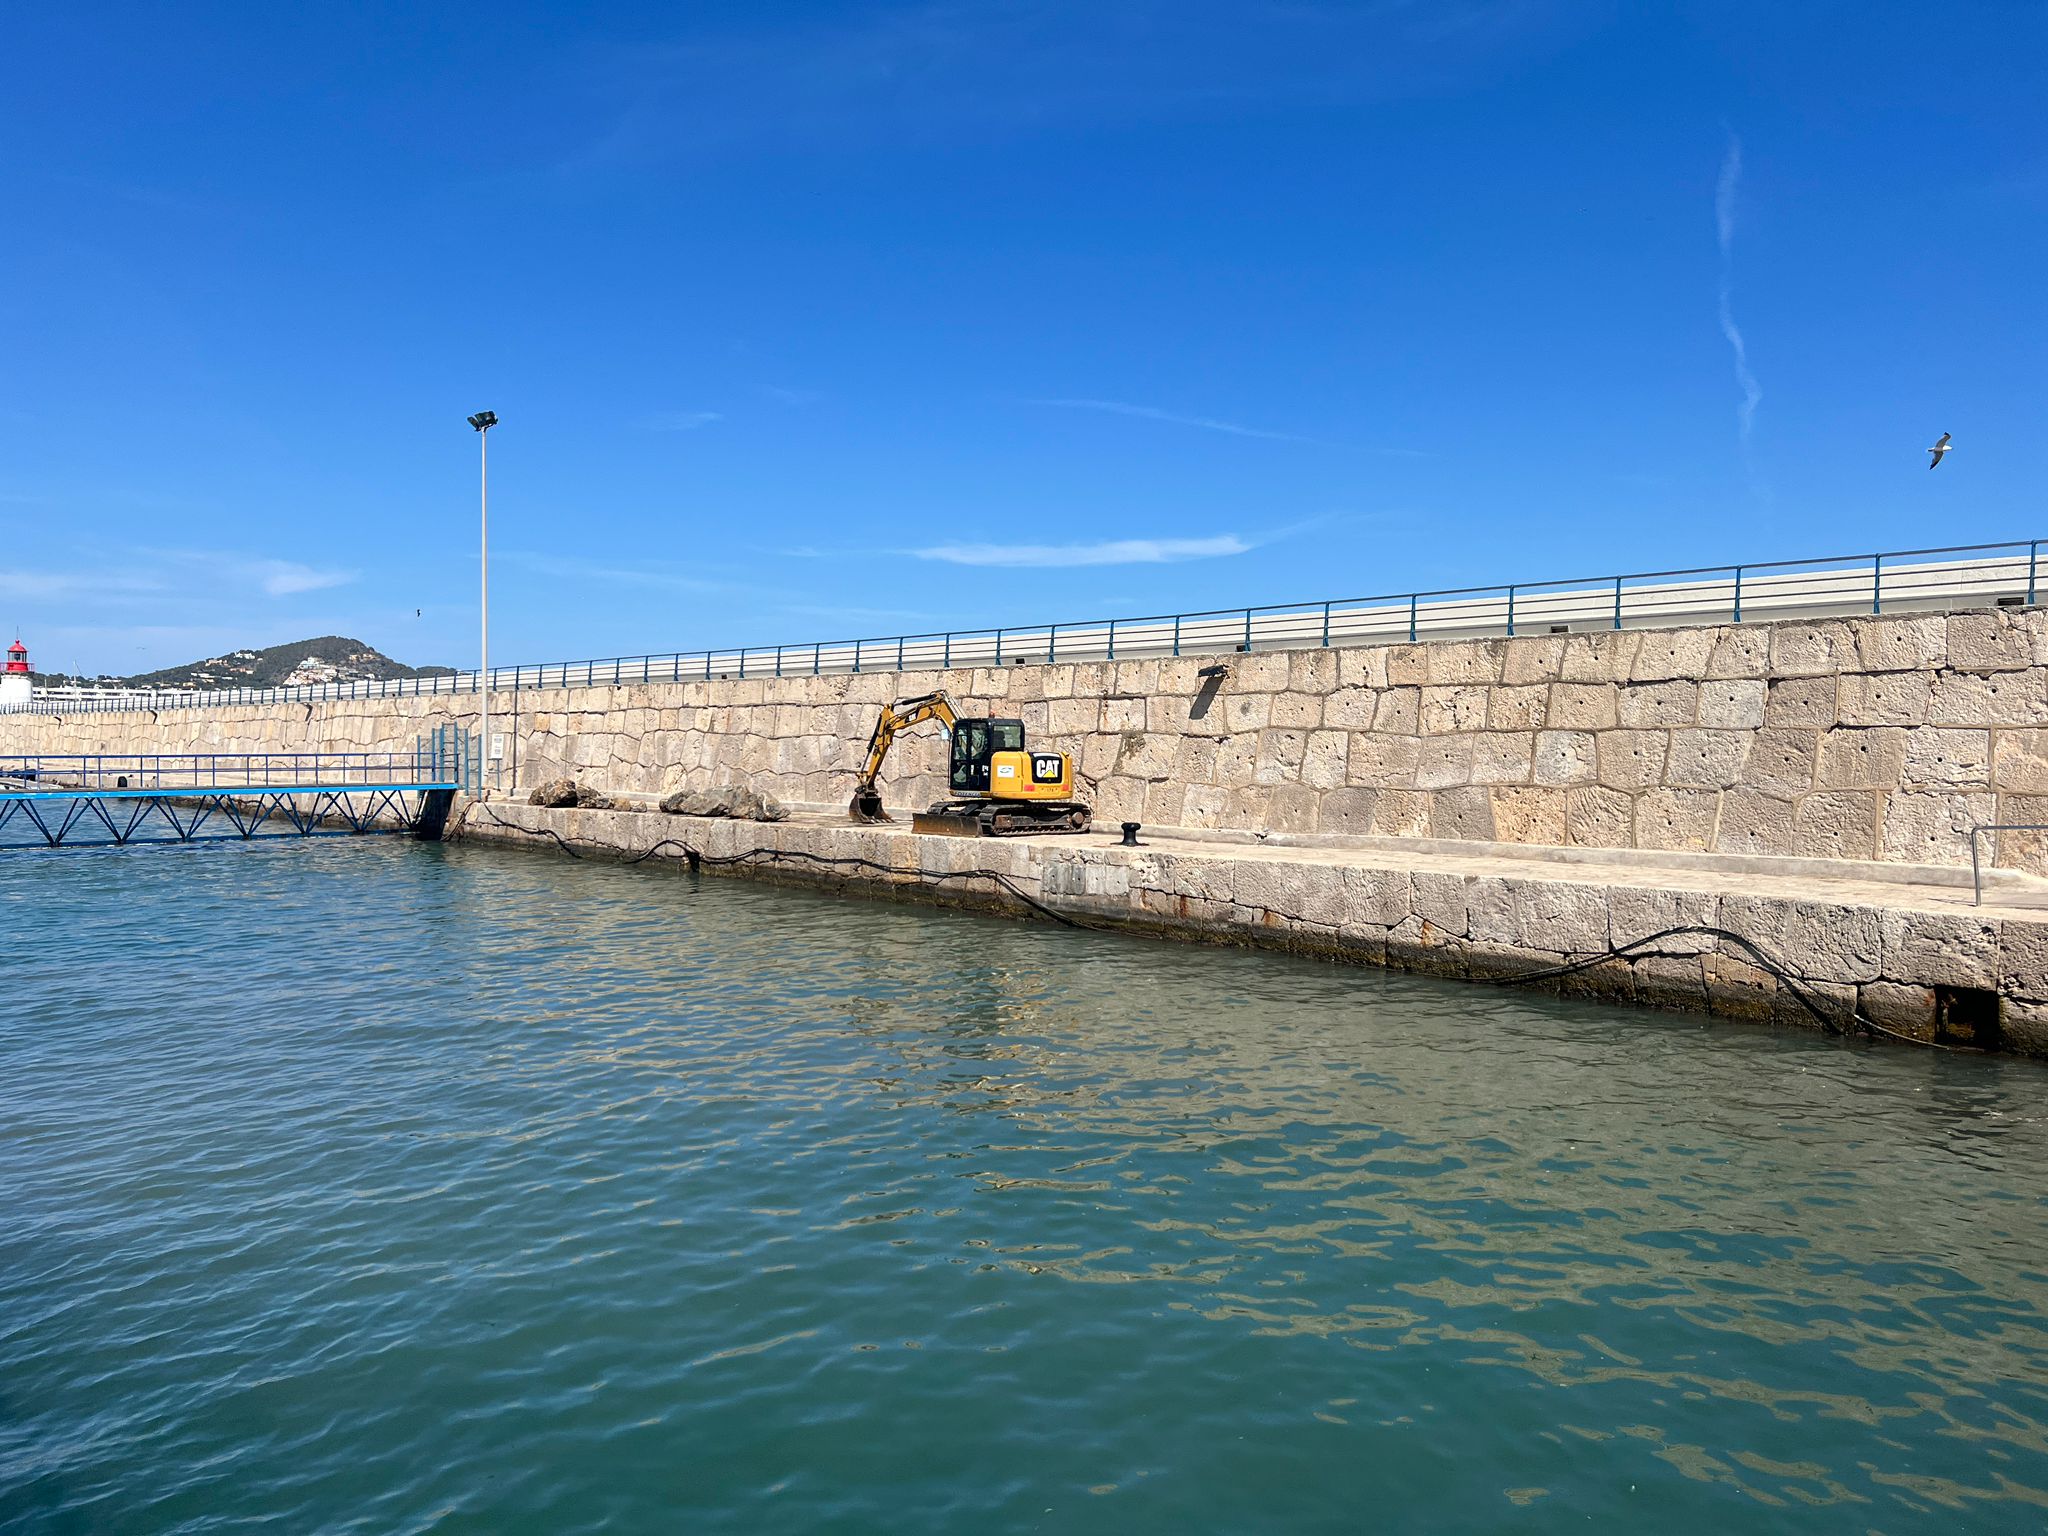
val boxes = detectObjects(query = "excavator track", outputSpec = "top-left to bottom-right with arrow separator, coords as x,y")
911,800 -> 1092,838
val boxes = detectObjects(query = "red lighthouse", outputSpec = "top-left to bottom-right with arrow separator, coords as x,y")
1,638 -> 28,709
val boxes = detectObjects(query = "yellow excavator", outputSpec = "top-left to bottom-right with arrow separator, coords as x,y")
849,691 -> 1092,837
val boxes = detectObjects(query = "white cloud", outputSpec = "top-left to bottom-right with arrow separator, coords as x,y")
1716,134 -> 1762,446
913,535 -> 1252,568
645,409 -> 724,431
1029,397 -> 1312,443
249,559 -> 356,596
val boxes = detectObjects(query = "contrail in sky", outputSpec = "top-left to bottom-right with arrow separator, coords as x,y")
1716,135 -> 1762,447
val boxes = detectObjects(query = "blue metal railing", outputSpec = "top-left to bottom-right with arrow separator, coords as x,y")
7,538 -> 2042,716
0,735 -> 468,791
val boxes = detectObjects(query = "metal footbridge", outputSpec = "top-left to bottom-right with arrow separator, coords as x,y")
0,729 -> 470,850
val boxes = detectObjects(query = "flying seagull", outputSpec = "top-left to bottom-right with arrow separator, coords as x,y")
1928,432 -> 1953,469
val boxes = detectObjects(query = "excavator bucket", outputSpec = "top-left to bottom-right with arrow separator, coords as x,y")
848,788 -> 891,823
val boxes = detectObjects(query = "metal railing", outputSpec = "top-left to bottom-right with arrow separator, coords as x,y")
0,733 -> 468,792
7,538 -> 2042,716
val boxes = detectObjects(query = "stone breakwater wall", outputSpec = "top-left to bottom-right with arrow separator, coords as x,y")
11,605 -> 2048,872
457,804 -> 2048,1056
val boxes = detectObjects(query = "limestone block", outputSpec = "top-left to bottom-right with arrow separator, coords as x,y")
1999,919 -> 2048,1001
1070,662 -> 1113,696
1287,650 -> 1338,694
1322,687 -> 1379,729
1740,729 -> 1818,797
1302,730 -> 1349,790
1814,727 -> 1908,789
1490,787 -> 1567,846
1617,680 -> 1700,728
1549,683 -> 1620,730
1373,689 -> 1421,733
1464,878 -> 1518,945
1697,679 -> 1766,730
1252,729 -> 1308,785
1147,696 -> 1199,733
1533,730 -> 1598,785
1099,695 -> 1145,732
2003,997 -> 2048,1059
1415,736 -> 1476,789
1902,728 -> 1991,790
1724,897 -> 1883,984
1370,790 -> 1432,837
1427,639 -> 1505,685
1338,647 -> 1394,690
1236,858 -> 1349,928
1770,621 -> 1857,678
1634,788 -> 1720,851
1204,735 -> 1254,789
1705,626 -> 1771,679
1858,981 -> 1937,1042
1344,866 -> 1412,929
1110,660 -> 1158,695
1347,732 -> 1420,787
1223,693 -> 1272,733
1993,729 -> 2048,792
1091,777 -> 1149,825
1384,647 -> 1433,688
1928,670 -> 2048,727
1316,787 -> 1381,836
1487,685 -> 1549,731
1837,673 -> 1933,727
1702,953 -> 1779,1020
1791,791 -> 1878,859
1180,785 -> 1229,829
1420,684 -> 1489,734
1157,658 -> 1211,694
1665,729 -> 1752,788
1412,871 -> 1470,935
1854,614 -> 1947,673
1431,785 -> 1496,839
1881,910 -> 1997,989
1597,730 -> 1668,791
1512,878 -> 1611,953
1763,676 -> 1836,729
1560,630 -> 1641,683
1080,733 -> 1121,782
1610,885 -> 1720,952
1880,791 -> 1996,864
1630,626 -> 1717,683
1232,784 -> 1318,834
1501,634 -> 1567,686
1115,732 -> 1178,780
1565,785 -> 1633,847
1470,732 -> 1534,785
1948,611 -> 2036,673
1271,692 -> 1324,729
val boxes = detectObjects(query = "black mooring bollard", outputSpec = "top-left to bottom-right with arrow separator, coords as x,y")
1120,822 -> 1142,846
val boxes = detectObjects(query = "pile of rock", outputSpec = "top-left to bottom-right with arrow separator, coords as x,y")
526,778 -> 620,811
658,784 -> 788,822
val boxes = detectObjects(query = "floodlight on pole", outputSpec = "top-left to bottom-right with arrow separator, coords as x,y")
469,411 -> 497,792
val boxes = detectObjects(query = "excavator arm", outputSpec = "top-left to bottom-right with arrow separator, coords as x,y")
850,691 -> 960,821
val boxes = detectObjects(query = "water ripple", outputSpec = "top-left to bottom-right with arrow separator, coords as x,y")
6,838 -> 2048,1532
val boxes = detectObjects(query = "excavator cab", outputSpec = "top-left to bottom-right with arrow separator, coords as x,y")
949,717 -> 1074,802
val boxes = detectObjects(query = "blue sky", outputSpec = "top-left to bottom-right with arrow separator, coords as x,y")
2,1 -> 2043,676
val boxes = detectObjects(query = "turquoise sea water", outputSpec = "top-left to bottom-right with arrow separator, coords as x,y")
5,835 -> 2048,1533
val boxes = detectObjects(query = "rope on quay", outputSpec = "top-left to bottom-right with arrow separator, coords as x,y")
460,806 -> 1948,1049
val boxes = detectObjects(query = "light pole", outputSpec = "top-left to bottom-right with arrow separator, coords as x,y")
467,410 -> 498,792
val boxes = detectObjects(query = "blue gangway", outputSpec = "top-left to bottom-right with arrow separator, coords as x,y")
0,728 -> 472,849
